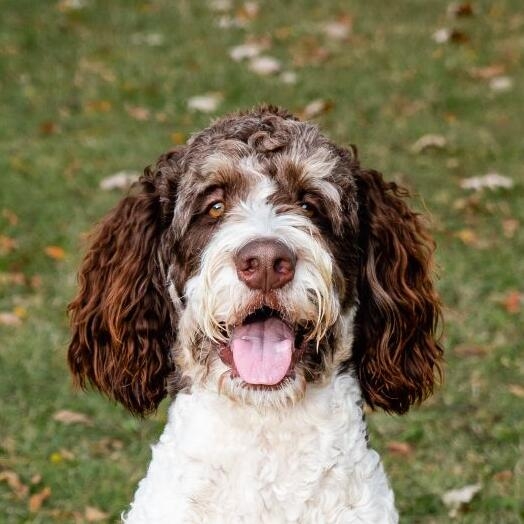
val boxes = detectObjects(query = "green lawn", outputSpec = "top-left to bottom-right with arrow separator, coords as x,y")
1,0 -> 523,522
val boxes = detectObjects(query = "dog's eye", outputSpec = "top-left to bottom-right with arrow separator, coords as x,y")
208,201 -> 226,219
300,202 -> 317,218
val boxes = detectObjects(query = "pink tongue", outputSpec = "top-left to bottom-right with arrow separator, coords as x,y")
231,317 -> 294,385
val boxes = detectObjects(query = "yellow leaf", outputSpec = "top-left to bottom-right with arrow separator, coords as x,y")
13,306 -> 27,319
170,132 -> 187,145
44,246 -> 66,260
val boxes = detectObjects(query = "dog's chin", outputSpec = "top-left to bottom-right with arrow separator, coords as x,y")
215,306 -> 311,408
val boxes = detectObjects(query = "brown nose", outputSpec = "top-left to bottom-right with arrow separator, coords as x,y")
235,239 -> 296,291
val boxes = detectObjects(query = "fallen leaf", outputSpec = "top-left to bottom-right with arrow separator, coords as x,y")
29,486 -> 51,512
460,173 -> 514,191
469,64 -> 506,80
13,306 -> 27,319
170,132 -> 187,145
99,171 -> 140,191
279,71 -> 297,84
386,441 -> 414,456
432,28 -> 469,44
0,312 -> 22,326
489,76 -> 513,92
39,121 -> 59,135
2,209 -> 19,226
50,448 -> 75,463
447,2 -> 474,17
229,43 -> 265,62
85,100 -> 112,113
53,410 -> 93,426
126,105 -> 150,121
301,99 -> 334,119
411,134 -> 447,153
502,290 -> 521,314
30,474 -> 42,485
442,484 -> 481,517
57,0 -> 88,12
508,385 -> 524,398
493,470 -> 513,481
453,344 -> 488,357
187,93 -> 223,113
322,16 -> 353,40
44,246 -> 66,260
454,228 -> 480,247
248,56 -> 281,75
0,235 -> 17,254
85,506 -> 110,522
502,218 -> 519,238
0,470 -> 28,498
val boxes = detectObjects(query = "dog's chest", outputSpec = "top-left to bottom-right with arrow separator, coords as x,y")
125,375 -> 396,523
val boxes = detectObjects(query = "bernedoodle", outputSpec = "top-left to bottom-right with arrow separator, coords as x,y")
68,106 -> 442,523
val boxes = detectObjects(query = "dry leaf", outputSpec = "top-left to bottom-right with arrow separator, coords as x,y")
503,290 -> 521,314
229,43 -> 265,62
57,0 -> 88,11
453,344 -> 488,357
39,121 -> 59,135
301,99 -> 334,119
447,2 -> 474,17
248,56 -> 281,75
187,93 -> 222,113
31,474 -> 42,485
126,105 -> 150,121
460,173 -> 514,191
29,486 -> 51,512
493,470 -> 513,481
0,272 -> 25,286
44,246 -> 66,260
502,218 -> 519,238
322,16 -> 353,40
2,209 -> 19,226
50,448 -> 75,463
170,132 -> 187,145
432,28 -> 469,44
99,171 -> 140,191
0,470 -> 29,498
279,71 -> 297,84
454,229 -> 480,247
0,235 -> 17,254
508,384 -> 524,398
53,410 -> 93,426
386,441 -> 414,456
0,312 -> 22,326
85,100 -> 112,113
469,64 -> 506,80
130,32 -> 165,47
489,76 -> 513,92
411,134 -> 447,153
85,506 -> 110,522
442,483 -> 481,517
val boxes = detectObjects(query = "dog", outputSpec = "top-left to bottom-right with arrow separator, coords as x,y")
68,106 -> 442,523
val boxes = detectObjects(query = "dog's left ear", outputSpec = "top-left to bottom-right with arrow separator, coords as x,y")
68,149 -> 183,416
352,168 -> 443,414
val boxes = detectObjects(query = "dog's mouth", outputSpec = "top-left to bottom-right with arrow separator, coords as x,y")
219,307 -> 307,388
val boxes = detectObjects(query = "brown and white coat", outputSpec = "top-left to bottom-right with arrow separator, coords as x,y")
68,106 -> 442,523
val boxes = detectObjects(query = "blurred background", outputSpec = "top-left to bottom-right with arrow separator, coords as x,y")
1,0 -> 523,522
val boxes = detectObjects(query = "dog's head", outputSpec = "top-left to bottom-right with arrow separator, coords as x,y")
68,106 -> 442,415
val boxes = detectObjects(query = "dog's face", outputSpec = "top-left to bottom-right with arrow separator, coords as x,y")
68,106 -> 442,415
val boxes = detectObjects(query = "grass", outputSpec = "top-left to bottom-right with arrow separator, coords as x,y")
1,0 -> 523,522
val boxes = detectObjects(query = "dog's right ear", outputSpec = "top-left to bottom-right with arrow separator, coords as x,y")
68,148 -> 184,416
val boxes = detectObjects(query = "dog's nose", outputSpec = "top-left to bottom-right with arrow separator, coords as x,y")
235,239 -> 296,291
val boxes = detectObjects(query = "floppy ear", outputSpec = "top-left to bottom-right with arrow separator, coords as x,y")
352,168 -> 443,414
68,150 -> 182,415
